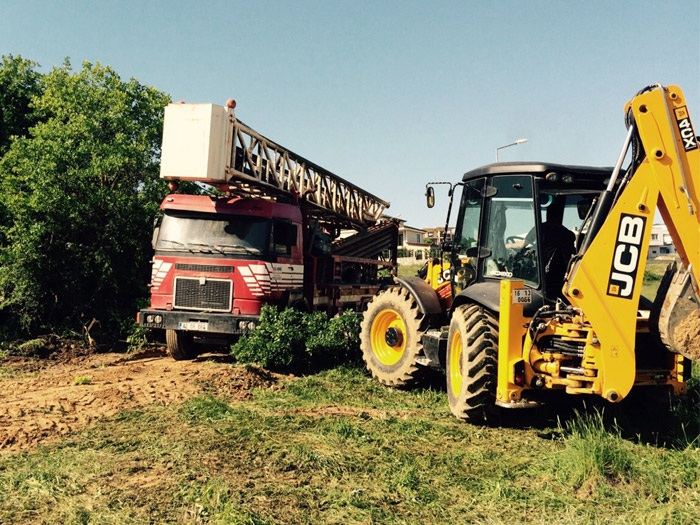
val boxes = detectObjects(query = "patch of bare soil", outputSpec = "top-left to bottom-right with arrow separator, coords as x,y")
675,309 -> 700,360
0,346 -> 279,454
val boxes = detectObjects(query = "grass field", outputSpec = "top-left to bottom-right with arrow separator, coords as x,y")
641,260 -> 673,300
0,260 -> 689,524
1,364 -> 699,524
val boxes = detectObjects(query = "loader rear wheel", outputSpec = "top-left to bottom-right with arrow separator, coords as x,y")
166,329 -> 198,361
446,304 -> 499,423
360,287 -> 427,388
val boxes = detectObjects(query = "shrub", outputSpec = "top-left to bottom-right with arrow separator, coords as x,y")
306,310 -> 360,367
125,325 -> 151,353
230,306 -> 360,372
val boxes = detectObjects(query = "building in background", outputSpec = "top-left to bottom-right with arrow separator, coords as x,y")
423,226 -> 453,245
648,223 -> 677,258
395,222 -> 454,265
397,221 -> 428,264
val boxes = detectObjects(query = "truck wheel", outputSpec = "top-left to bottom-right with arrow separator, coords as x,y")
166,329 -> 198,361
360,287 -> 426,388
446,304 -> 499,423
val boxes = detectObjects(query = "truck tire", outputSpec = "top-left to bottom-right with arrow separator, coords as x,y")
360,287 -> 427,388
166,329 -> 198,361
446,304 -> 499,423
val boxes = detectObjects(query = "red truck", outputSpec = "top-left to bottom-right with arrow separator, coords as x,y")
138,101 -> 397,359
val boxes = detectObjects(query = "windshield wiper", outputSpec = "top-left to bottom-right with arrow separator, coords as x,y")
158,239 -> 196,252
186,242 -> 213,254
158,239 -> 260,255
157,240 -> 212,253
214,243 -> 262,255
159,239 -> 185,247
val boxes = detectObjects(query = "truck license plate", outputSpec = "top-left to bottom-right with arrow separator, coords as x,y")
512,289 -> 532,304
178,321 -> 209,331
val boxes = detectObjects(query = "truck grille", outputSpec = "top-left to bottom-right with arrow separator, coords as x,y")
175,263 -> 234,273
173,277 -> 232,312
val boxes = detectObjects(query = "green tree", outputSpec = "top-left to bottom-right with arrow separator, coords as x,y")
0,59 -> 170,341
0,54 -> 43,155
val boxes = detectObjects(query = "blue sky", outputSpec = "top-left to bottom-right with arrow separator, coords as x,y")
2,0 -> 698,228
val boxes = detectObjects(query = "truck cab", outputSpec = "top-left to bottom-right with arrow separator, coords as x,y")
140,194 -> 304,358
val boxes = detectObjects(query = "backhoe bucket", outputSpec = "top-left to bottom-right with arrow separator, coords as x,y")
652,262 -> 700,360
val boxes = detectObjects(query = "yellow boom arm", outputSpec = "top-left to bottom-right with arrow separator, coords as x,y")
564,84 -> 699,401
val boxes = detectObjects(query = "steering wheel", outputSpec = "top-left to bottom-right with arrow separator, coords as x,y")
512,228 -> 537,262
523,227 -> 537,247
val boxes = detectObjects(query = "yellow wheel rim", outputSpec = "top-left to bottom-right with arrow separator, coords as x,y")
448,330 -> 463,398
370,309 -> 407,366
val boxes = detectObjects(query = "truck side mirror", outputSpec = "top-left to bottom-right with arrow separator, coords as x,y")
426,186 -> 435,208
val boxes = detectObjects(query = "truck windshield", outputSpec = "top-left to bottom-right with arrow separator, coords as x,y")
156,210 -> 270,256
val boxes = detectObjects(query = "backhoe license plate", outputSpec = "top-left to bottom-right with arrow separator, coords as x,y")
512,289 -> 532,304
178,321 -> 209,331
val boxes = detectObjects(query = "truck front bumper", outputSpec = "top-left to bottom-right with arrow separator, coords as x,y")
138,309 -> 259,336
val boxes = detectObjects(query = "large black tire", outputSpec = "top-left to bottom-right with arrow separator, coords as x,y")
360,287 -> 427,388
165,329 -> 198,361
446,304 -> 499,423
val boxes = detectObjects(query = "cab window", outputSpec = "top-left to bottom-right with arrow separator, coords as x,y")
270,219 -> 298,257
481,175 -> 539,286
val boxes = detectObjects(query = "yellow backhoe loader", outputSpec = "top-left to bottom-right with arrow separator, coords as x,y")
360,84 -> 699,422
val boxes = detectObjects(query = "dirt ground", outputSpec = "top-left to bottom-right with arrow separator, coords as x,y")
675,309 -> 700,360
0,345 -> 280,455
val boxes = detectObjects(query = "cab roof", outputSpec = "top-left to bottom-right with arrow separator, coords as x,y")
160,194 -> 302,221
462,162 -> 614,183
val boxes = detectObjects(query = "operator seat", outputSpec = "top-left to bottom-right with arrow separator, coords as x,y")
539,221 -> 576,300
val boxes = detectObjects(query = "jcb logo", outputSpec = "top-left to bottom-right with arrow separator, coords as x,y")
675,106 -> 698,152
607,214 -> 646,299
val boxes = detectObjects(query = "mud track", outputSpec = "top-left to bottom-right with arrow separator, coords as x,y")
0,347 -> 279,454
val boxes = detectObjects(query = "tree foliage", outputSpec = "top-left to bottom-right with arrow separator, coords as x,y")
0,58 -> 170,341
0,55 -> 43,155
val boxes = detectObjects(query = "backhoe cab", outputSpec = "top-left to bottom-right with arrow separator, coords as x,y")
360,84 -> 699,423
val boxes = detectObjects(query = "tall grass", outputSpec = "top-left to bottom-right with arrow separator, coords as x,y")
551,407 -> 700,523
